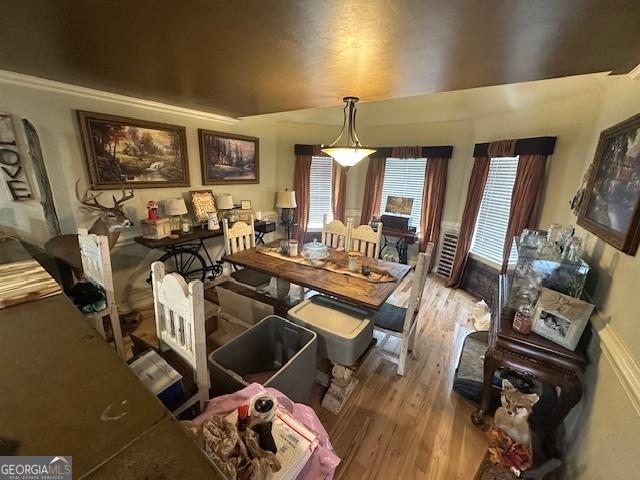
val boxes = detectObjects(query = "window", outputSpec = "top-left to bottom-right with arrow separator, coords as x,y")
470,156 -> 519,266
308,156 -> 333,229
379,157 -> 428,229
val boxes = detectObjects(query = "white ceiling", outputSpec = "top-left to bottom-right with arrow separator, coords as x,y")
255,72 -> 614,127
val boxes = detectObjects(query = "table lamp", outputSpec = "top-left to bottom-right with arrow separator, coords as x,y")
164,198 -> 188,232
276,190 -> 297,224
215,194 -> 235,223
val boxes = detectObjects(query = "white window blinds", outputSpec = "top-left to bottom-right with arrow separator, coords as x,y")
308,156 -> 333,229
379,157 -> 428,229
470,156 -> 519,265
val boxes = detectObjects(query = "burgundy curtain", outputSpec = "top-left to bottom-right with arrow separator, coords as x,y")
294,154 -> 312,243
332,161 -> 347,222
420,157 -> 449,269
445,156 -> 491,288
501,154 -> 548,271
360,156 -> 386,225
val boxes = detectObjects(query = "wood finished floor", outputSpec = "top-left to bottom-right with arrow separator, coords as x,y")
127,274 -> 487,479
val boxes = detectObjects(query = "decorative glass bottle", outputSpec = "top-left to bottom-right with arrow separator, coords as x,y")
512,303 -> 534,335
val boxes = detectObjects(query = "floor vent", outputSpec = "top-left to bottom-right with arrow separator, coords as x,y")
435,227 -> 460,278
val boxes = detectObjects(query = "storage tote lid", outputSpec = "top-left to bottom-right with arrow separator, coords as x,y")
288,295 -> 370,340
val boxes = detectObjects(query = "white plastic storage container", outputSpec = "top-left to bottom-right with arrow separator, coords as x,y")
287,295 -> 373,366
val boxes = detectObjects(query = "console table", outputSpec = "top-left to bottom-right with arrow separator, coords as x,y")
134,226 -> 224,282
472,276 -> 586,441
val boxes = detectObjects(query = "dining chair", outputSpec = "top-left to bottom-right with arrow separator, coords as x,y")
349,222 -> 383,259
151,261 -> 210,415
223,217 -> 271,288
78,228 -> 125,359
322,215 -> 352,249
371,242 -> 434,376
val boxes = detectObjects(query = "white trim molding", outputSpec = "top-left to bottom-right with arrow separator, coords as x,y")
0,69 -> 239,125
628,63 -> 640,80
591,312 -> 640,416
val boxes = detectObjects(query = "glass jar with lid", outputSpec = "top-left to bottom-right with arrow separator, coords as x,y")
512,303 -> 534,335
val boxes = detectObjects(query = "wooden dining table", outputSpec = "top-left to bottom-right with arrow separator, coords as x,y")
223,241 -> 412,310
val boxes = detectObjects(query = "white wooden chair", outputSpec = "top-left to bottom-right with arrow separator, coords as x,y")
151,261 -> 210,415
349,222 -> 383,259
372,242 -> 434,375
78,228 -> 125,359
322,215 -> 352,249
223,217 -> 271,288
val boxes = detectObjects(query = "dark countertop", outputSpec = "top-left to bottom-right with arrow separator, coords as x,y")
0,238 -> 223,479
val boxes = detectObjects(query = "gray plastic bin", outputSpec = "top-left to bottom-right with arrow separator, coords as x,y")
209,315 -> 317,403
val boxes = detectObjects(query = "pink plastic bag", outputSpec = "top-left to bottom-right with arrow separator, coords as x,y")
187,383 -> 340,480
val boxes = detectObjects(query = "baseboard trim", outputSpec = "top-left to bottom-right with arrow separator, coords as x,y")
0,69 -> 238,125
591,312 -> 640,416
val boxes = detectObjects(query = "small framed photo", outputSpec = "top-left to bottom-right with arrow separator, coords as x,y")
532,288 -> 594,351
241,200 -> 252,210
189,190 -> 216,223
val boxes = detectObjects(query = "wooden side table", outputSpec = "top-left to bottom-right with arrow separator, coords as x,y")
472,276 -> 586,440
254,220 -> 276,245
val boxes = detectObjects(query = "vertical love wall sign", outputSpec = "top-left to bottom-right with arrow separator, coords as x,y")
0,113 -> 33,201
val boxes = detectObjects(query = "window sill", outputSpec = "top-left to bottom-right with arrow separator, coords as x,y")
468,252 -> 503,272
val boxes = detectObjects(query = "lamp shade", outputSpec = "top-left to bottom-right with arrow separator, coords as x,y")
215,194 -> 234,210
320,146 -> 376,167
276,190 -> 297,208
164,198 -> 188,216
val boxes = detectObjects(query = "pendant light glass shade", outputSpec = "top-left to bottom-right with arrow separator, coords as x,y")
321,96 -> 375,167
320,146 -> 377,167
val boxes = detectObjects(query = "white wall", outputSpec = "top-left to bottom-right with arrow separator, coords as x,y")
561,77 -> 640,480
0,72 -> 280,309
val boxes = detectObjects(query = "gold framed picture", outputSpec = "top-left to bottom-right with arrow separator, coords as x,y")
189,190 -> 216,223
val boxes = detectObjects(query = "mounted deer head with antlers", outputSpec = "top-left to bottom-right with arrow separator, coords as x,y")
45,180 -> 135,277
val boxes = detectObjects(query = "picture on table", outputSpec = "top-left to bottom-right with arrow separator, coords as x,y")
531,288 -> 594,351
77,111 -> 189,189
578,112 -> 640,254
385,195 -> 414,215
199,129 -> 259,185
538,310 -> 571,337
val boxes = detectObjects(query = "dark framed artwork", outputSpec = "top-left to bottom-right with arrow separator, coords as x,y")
198,129 -> 259,185
578,113 -> 640,255
77,111 -> 190,189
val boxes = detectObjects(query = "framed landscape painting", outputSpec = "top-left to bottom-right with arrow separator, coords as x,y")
578,113 -> 640,255
198,129 -> 259,185
77,111 -> 189,189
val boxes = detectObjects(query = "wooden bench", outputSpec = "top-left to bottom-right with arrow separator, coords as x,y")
204,280 -> 290,317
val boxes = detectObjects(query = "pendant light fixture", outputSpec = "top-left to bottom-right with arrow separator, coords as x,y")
321,96 -> 375,167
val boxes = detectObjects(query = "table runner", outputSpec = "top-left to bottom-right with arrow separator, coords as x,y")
256,246 -> 397,283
